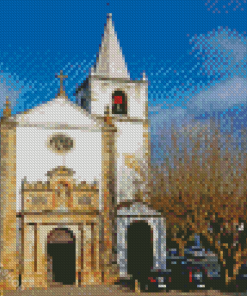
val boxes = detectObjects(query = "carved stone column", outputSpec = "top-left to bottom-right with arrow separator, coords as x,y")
0,101 -> 18,290
82,223 -> 92,284
77,224 -> 83,286
101,112 -> 118,284
91,222 -> 101,284
22,224 -> 35,289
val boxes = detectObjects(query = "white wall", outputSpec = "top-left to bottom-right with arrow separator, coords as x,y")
115,121 -> 145,203
16,126 -> 102,212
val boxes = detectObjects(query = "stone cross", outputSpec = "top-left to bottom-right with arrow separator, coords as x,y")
56,70 -> 68,95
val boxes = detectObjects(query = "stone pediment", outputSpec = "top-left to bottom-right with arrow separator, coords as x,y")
117,201 -> 162,216
14,95 -> 102,129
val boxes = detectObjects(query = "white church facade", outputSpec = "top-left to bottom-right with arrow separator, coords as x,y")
0,13 -> 166,290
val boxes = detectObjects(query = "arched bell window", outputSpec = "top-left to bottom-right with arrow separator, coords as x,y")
112,90 -> 127,115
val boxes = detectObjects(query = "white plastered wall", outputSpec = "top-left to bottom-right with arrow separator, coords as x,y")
16,126 -> 102,211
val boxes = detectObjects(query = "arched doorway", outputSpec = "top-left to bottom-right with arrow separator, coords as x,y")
47,228 -> 76,286
127,221 -> 153,281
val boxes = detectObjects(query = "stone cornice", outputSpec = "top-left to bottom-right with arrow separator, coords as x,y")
89,76 -> 148,84
16,210 -> 100,216
14,122 -> 102,131
75,76 -> 148,93
95,115 -> 148,123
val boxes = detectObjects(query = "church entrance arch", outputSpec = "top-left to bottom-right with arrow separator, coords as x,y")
47,228 -> 76,286
127,221 -> 153,281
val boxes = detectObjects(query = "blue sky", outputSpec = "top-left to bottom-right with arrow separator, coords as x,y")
0,0 -> 246,163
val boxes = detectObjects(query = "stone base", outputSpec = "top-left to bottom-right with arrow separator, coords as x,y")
102,266 -> 120,285
4,268 -> 120,290
0,272 -> 18,290
21,273 -> 35,289
34,273 -> 47,288
22,272 -> 50,289
81,271 -> 102,285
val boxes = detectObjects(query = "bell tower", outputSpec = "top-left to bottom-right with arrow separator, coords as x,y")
75,13 -> 149,121
76,13 -> 151,205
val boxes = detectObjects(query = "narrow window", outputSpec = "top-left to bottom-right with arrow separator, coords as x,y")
112,90 -> 127,115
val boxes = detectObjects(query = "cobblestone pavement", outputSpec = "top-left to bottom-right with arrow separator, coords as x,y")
1,285 -> 243,296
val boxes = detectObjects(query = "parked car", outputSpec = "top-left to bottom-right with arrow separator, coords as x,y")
185,247 -> 208,290
146,269 -> 171,292
184,246 -> 222,290
187,263 -> 208,290
166,253 -> 210,292
235,264 -> 247,292
166,255 -> 191,292
185,246 -> 206,260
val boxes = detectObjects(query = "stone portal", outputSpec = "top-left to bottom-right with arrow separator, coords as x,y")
117,202 -> 167,278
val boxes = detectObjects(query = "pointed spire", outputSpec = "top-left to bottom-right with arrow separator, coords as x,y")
3,96 -> 11,118
94,13 -> 130,79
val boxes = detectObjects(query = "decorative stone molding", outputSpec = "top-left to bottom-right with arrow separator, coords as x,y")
22,166 -> 99,212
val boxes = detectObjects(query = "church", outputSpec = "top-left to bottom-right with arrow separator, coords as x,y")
0,13 -> 166,290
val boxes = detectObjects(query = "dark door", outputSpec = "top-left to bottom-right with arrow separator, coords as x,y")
127,221 -> 153,281
47,242 -> 76,285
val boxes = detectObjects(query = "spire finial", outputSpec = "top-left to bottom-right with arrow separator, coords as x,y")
107,13 -> 112,18
56,70 -> 68,96
3,96 -> 11,118
142,71 -> 148,81
90,66 -> 95,76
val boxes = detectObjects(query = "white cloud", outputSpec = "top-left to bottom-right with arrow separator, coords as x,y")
187,77 -> 247,113
213,33 -> 247,63
149,105 -> 192,136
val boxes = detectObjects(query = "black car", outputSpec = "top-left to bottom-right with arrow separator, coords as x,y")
185,246 -> 214,289
186,262 -> 208,290
166,256 -> 191,292
185,246 -> 205,260
146,269 -> 171,292
166,255 -> 209,292
235,264 -> 247,292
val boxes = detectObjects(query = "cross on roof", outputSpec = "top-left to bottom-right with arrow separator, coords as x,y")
3,96 -> 11,118
56,70 -> 68,95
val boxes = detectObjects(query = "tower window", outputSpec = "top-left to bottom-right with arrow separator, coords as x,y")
112,90 -> 127,115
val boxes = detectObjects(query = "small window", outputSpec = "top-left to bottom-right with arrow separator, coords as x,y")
112,90 -> 127,115
49,134 -> 74,153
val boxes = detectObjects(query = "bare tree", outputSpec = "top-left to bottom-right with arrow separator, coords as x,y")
125,119 -> 247,289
